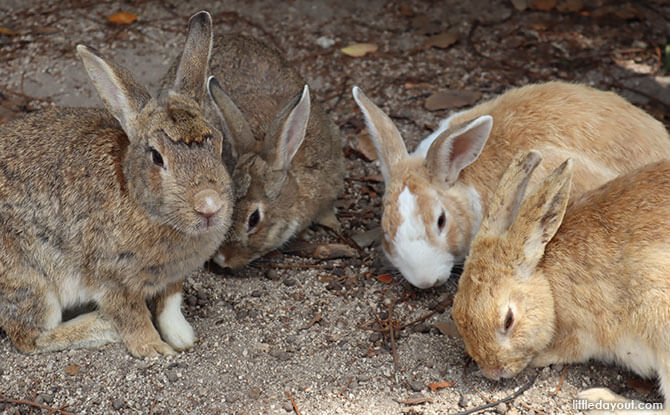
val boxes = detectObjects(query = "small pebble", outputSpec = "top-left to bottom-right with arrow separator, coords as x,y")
414,322 -> 430,333
265,269 -> 279,280
248,386 -> 262,400
226,392 -> 240,403
167,370 -> 178,382
185,295 -> 197,306
408,379 -> 424,392
112,398 -> 125,410
369,332 -> 382,343
36,393 -> 54,404
326,281 -> 343,291
458,393 -> 468,408
316,36 -> 335,49
250,290 -> 263,298
495,402 -> 507,414
283,278 -> 297,287
283,401 -> 294,412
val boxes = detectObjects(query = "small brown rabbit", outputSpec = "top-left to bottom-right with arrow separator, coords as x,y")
0,11 -> 233,358
353,82 -> 670,288
161,34 -> 344,268
452,150 -> 670,413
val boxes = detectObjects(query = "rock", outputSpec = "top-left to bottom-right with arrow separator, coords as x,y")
112,398 -> 125,410
167,370 -> 178,382
283,400 -> 294,412
250,290 -> 263,298
408,379 -> 424,392
283,278 -> 297,287
36,393 -> 53,404
248,386 -> 262,400
316,36 -> 335,49
351,227 -> 381,248
264,269 -> 279,280
495,402 -> 507,414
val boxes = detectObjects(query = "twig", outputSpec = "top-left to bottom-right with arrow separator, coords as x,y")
450,373 -> 539,415
338,377 -> 354,396
149,398 -> 158,415
463,376 -> 493,404
521,401 -> 547,414
285,391 -> 302,415
0,393 -> 74,415
299,312 -> 322,331
553,365 -> 568,395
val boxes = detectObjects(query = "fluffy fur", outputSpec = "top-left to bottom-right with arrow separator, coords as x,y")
0,11 -> 233,358
162,34 -> 344,268
353,82 -> 670,288
453,151 -> 670,413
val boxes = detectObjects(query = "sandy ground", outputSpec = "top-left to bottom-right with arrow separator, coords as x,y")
0,0 -> 669,414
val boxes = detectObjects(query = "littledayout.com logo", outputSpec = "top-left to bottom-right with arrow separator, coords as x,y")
573,399 -> 663,412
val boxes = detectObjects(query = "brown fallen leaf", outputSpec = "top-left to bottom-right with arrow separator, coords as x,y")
341,43 -> 378,57
65,363 -> 80,376
433,318 -> 461,338
108,11 -> 138,25
355,130 -> 378,161
313,243 -> 357,259
425,90 -> 481,111
400,396 -> 433,405
426,31 -> 459,49
530,0 -> 557,11
351,227 -> 381,248
0,26 -> 19,36
428,381 -> 456,392
627,377 -> 656,394
376,274 -> 393,284
404,82 -> 435,90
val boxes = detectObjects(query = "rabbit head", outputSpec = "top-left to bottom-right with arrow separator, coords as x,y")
207,78 -> 311,268
353,87 -> 493,288
77,11 -> 232,236
451,151 -> 573,380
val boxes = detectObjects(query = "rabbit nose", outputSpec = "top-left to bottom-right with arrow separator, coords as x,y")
193,189 -> 223,218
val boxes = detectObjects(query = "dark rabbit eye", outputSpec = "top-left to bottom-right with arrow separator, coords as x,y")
437,212 -> 446,231
503,309 -> 514,333
150,148 -> 164,168
248,208 -> 261,232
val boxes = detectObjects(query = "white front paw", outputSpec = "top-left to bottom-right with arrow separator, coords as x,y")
157,293 -> 197,351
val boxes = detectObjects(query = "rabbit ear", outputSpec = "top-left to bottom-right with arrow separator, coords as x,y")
509,158 -> 574,277
480,150 -> 542,235
77,45 -> 151,141
352,86 -> 408,183
425,115 -> 493,185
265,85 -> 311,171
208,76 -> 257,158
172,11 -> 212,104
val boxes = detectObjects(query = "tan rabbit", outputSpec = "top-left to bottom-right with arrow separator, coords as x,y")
0,11 -> 233,358
353,82 -> 670,288
161,34 -> 344,268
452,150 -> 670,414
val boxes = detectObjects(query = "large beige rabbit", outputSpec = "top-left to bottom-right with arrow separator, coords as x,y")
0,11 -> 233,358
353,82 -> 670,288
163,34 -> 344,268
452,150 -> 670,414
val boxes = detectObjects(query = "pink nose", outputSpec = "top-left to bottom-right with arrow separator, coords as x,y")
193,189 -> 223,219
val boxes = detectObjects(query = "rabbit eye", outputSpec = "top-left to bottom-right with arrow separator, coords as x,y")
503,309 -> 514,333
150,148 -> 164,168
437,212 -> 446,231
248,208 -> 261,232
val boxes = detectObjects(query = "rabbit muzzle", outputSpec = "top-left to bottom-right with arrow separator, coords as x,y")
192,188 -> 226,230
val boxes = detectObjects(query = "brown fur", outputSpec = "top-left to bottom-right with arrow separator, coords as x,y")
0,11 -> 233,358
453,152 -> 670,412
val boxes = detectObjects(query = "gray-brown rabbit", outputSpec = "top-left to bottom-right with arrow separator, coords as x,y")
164,34 -> 344,268
0,11 -> 233,358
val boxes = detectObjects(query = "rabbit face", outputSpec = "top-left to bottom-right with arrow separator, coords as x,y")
452,243 -> 557,380
214,152 -> 297,268
126,94 -> 233,236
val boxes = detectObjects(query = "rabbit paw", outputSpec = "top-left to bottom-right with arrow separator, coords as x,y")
157,304 -> 197,351
126,338 -> 175,358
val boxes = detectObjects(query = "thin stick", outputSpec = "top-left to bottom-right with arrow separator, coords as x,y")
337,377 -> 354,396
553,365 -> 568,395
285,391 -> 302,415
0,393 -> 74,415
451,373 -> 539,415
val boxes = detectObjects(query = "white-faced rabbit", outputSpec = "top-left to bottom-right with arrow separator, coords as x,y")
452,150 -> 670,414
200,34 -> 343,268
0,11 -> 233,358
353,82 -> 670,288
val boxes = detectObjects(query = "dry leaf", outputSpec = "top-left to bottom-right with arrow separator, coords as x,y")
425,90 -> 481,111
351,227 -> 381,248
426,31 -> 459,49
428,381 -> 456,392
0,26 -> 19,36
556,0 -> 583,13
341,43 -> 378,57
313,243 -> 357,259
400,396 -> 433,405
433,318 -> 461,338
530,0 -> 557,11
376,274 -> 393,284
355,130 -> 378,161
108,11 -> 138,25
627,377 -> 655,394
404,82 -> 435,89
65,364 -> 80,376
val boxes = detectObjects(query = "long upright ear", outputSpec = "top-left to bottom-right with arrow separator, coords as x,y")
509,158 -> 573,276
352,86 -> 408,183
208,76 -> 257,158
77,45 -> 151,141
173,11 -> 212,104
479,150 -> 542,236
265,85 -> 311,171
425,115 -> 493,185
